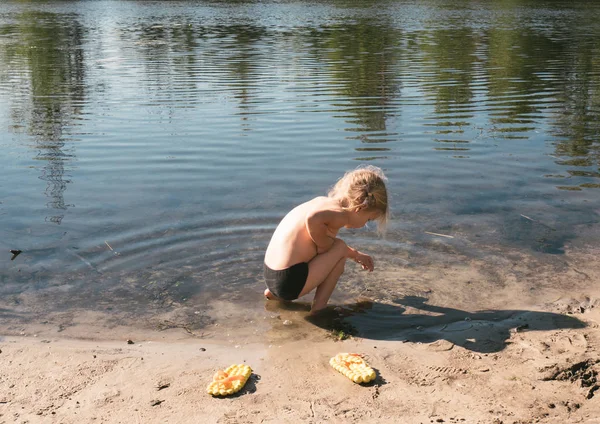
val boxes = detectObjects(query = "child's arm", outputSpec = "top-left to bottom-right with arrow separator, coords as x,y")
306,210 -> 375,271
305,209 -> 347,254
339,242 -> 374,271
352,249 -> 374,271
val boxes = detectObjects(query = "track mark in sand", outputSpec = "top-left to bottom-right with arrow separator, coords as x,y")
572,268 -> 591,280
404,364 -> 468,386
334,406 -> 370,420
540,359 -> 600,399
217,412 -> 239,424
20,358 -> 121,417
514,331 -> 591,360
94,389 -> 121,407
548,296 -> 600,315
372,385 -> 380,400
382,352 -> 469,386
426,365 -> 467,375
550,333 -> 589,353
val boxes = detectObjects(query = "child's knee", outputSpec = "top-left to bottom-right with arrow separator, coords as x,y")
332,238 -> 347,253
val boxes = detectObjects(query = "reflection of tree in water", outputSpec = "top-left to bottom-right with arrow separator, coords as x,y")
211,19 -> 402,139
485,28 -> 562,127
306,19 -> 402,153
484,20 -> 599,188
549,41 -> 600,187
0,11 -> 85,224
419,27 -> 477,116
125,19 -> 199,111
126,21 -> 267,130
213,25 -> 268,130
417,27 -> 478,153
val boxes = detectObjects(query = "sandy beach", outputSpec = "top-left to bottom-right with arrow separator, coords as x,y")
2,244 -> 600,424
1,307 -> 600,424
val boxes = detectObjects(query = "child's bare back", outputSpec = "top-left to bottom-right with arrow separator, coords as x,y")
263,166 -> 389,312
264,196 -> 340,270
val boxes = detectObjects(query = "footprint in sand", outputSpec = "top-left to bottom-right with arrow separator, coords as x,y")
556,333 -> 589,352
425,340 -> 455,352
539,359 -> 600,400
515,331 -> 590,358
403,362 -> 468,386
425,365 -> 467,376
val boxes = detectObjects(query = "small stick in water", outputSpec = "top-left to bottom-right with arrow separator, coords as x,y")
520,214 -> 556,231
104,241 -> 120,256
424,231 -> 454,239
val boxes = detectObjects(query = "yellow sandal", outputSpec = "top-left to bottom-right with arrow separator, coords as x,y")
207,364 -> 252,396
330,353 -> 376,384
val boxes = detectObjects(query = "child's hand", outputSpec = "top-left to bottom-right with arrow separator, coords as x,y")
354,252 -> 374,272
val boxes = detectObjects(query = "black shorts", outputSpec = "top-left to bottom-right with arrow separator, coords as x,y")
263,262 -> 309,301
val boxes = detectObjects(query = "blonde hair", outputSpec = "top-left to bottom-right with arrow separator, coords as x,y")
328,165 -> 390,232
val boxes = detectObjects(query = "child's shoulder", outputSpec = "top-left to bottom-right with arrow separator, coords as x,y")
304,197 -> 349,224
305,196 -> 341,211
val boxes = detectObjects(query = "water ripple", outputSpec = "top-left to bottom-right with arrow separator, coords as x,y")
0,0 -> 599,305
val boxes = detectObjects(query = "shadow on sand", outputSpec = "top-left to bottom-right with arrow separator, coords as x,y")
289,295 -> 587,354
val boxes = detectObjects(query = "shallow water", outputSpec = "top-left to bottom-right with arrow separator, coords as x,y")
1,0 -> 599,335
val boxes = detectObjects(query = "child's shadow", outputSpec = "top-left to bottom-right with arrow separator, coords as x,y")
305,295 -> 586,354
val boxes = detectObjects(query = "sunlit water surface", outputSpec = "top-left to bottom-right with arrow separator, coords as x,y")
1,0 -> 599,336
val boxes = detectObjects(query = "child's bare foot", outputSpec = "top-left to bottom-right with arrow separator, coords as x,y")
264,288 -> 280,300
309,305 -> 326,316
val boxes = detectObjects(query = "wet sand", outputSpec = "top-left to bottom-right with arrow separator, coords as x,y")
2,242 -> 600,423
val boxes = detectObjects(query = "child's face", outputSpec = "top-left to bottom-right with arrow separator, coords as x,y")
345,209 -> 380,229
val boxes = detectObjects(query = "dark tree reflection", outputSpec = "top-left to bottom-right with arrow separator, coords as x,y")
306,18 -> 402,154
0,11 -> 85,224
550,40 -> 600,181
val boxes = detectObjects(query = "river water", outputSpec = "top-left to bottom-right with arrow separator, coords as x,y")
1,0 -> 599,339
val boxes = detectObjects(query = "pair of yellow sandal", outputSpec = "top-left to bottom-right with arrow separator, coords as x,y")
207,353 -> 376,396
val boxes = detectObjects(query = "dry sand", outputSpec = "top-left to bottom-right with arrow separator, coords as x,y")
2,244 -> 600,423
